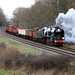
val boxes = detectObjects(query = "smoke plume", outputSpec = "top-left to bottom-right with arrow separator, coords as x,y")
55,8 -> 75,43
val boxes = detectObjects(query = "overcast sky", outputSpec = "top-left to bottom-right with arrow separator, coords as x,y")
0,0 -> 35,18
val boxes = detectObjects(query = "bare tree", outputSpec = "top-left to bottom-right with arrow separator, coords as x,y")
12,0 -> 75,28
0,8 -> 7,26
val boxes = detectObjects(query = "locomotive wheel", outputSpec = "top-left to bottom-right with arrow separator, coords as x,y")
43,37 -> 47,44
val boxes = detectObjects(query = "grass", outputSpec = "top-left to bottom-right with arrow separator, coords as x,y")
69,45 -> 75,49
8,67 -> 75,75
0,36 -> 75,75
0,36 -> 43,55
0,70 -> 18,75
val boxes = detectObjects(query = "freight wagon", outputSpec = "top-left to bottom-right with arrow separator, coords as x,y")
6,25 -> 18,34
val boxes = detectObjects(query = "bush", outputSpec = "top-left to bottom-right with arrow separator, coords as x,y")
4,59 -> 12,68
1,47 -> 21,68
15,54 -> 26,67
2,47 -> 21,62
0,43 -> 73,71
14,54 -> 72,70
0,43 -> 6,54
0,43 -> 6,62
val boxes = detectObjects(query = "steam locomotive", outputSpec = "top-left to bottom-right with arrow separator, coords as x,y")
6,25 -> 65,47
36,26 -> 65,46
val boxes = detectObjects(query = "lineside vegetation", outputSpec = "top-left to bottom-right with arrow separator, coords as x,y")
0,36 -> 75,75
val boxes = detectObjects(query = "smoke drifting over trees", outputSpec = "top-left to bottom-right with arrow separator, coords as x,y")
12,0 -> 75,28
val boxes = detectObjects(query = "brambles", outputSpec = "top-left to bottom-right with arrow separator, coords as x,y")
0,43 -> 21,68
4,59 -> 12,68
14,54 -> 71,71
0,42 -> 74,73
2,48 -> 21,62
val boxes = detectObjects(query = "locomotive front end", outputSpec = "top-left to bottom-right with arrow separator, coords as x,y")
53,27 -> 65,46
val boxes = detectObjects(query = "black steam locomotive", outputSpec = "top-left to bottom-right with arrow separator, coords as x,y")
37,26 -> 65,46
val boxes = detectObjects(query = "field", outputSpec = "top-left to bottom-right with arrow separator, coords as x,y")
0,36 -> 43,55
0,36 -> 75,75
0,70 -> 18,75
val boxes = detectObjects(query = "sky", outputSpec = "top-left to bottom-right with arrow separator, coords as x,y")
0,0 -> 35,18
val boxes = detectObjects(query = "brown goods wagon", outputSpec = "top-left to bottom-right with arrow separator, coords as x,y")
28,29 -> 33,37
33,28 -> 40,39
6,25 -> 9,31
12,25 -> 18,34
25,29 -> 34,39
25,29 -> 29,36
6,25 -> 13,32
25,29 -> 33,36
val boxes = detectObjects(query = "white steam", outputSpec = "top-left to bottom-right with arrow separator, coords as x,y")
55,8 -> 75,43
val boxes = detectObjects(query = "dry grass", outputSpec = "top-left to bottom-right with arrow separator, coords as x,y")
16,67 -> 75,75
70,45 -> 75,49
2,47 -> 21,62
0,43 -> 7,62
12,53 -> 71,71
0,43 -> 21,68
0,42 -> 72,71
0,42 -> 75,75
0,36 -> 43,55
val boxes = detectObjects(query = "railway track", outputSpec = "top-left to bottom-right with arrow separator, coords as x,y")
0,27 -> 75,57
